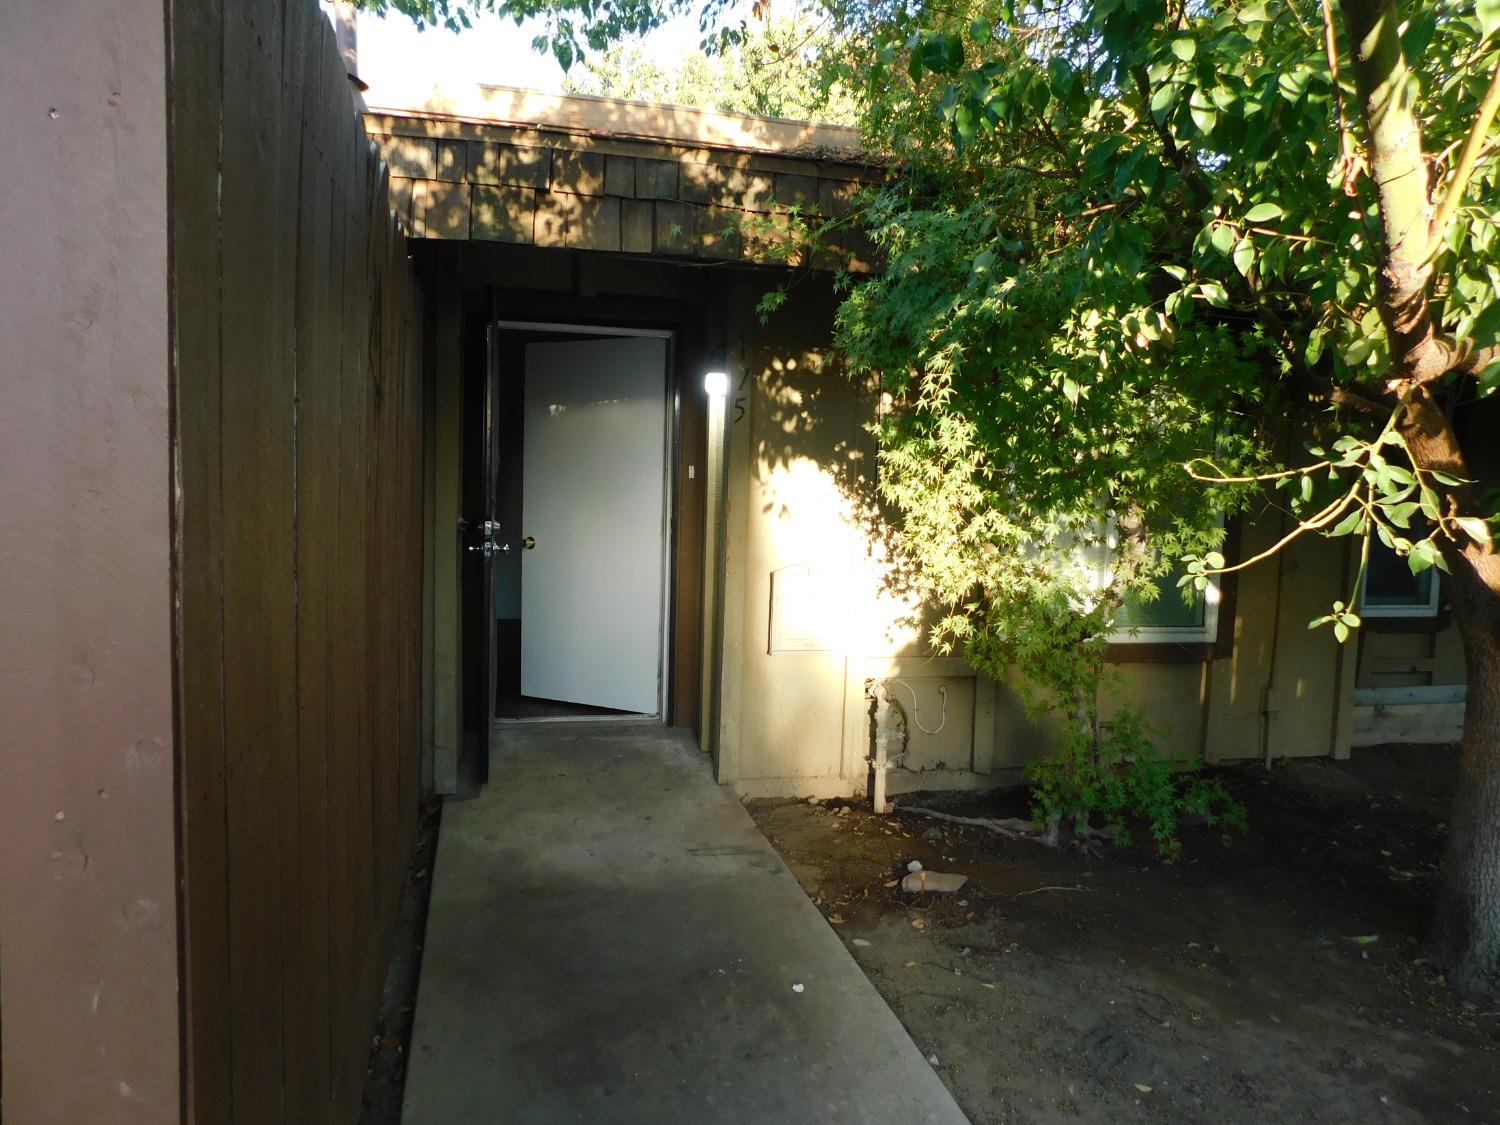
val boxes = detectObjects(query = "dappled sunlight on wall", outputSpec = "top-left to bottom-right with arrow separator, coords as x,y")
752,346 -> 925,660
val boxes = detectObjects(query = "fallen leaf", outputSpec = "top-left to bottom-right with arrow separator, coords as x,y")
883,879 -> 899,888
904,960 -> 917,968
828,913 -> 846,925
911,918 -> 926,930
1135,1083 -> 1153,1094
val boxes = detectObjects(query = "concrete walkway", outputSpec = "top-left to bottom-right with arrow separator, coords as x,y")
402,722 -> 970,1124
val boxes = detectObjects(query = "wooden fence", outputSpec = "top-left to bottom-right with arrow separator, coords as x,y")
170,1 -> 424,1120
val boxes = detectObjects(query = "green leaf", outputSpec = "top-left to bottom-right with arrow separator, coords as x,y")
970,15 -> 992,44
1330,509 -> 1366,537
1420,485 -> 1442,521
1150,82 -> 1177,118
1243,202 -> 1283,223
1457,516 -> 1494,547
1171,37 -> 1196,62
1210,222 -> 1237,256
1333,620 -> 1349,643
1401,11 -> 1438,60
1198,281 -> 1230,307
1343,337 -> 1375,366
1408,539 -> 1439,574
1232,237 -> 1255,276
1385,501 -> 1420,527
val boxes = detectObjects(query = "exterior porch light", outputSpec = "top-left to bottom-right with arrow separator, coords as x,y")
704,370 -> 729,397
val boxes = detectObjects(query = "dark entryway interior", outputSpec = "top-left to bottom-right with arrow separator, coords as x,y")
441,240 -> 722,769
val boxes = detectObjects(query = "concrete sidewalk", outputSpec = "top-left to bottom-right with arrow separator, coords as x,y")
402,722 -> 970,1124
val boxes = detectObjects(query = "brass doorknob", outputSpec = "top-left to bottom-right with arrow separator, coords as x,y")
522,536 -> 536,550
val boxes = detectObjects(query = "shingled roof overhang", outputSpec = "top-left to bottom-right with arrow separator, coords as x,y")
365,84 -> 883,269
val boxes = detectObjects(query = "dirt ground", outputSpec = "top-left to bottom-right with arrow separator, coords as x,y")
749,745 -> 1499,1125
361,797 -> 441,1125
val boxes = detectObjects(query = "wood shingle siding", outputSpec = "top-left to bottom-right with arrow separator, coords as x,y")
368,111 -> 885,269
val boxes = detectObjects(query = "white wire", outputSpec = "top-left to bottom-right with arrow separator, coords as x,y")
883,679 -> 949,736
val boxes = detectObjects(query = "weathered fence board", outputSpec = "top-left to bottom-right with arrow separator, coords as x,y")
171,0 -> 424,1120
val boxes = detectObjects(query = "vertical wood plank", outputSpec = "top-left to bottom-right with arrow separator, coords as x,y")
219,0 -> 294,1118
271,8 -> 314,1119
169,0 -> 232,1118
285,9 -> 335,1119
172,3 -> 425,1117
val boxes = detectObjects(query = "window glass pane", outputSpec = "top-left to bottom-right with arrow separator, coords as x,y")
1364,539 -> 1434,607
1113,562 -> 1206,630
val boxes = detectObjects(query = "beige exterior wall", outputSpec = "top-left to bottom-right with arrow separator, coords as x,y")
709,270 -> 1447,799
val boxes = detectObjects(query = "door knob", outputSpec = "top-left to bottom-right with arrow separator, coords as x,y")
522,536 -> 536,550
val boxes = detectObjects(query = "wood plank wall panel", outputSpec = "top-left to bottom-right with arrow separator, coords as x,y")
169,1 -> 425,1120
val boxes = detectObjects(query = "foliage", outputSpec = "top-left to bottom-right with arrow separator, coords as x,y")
354,0 -> 757,69
564,13 -> 860,123
1027,708 -> 1246,859
805,0 -> 1500,854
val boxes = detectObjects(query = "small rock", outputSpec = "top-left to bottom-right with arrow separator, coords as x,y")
907,859 -> 924,873
922,827 -> 944,843
928,1054 -> 941,1067
837,806 -> 851,817
851,938 -> 871,947
807,796 -> 822,805
792,982 -> 805,993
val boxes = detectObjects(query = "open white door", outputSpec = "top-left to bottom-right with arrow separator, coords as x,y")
520,336 -> 668,714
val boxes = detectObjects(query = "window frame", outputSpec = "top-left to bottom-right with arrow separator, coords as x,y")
1106,568 -> 1223,645
1359,549 -> 1441,619
1088,519 -> 1226,646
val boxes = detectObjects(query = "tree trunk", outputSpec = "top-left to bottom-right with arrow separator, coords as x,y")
1429,546 -> 1500,996
1341,0 -> 1500,996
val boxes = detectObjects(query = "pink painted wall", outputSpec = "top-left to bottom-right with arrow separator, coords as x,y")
0,2 -> 181,1120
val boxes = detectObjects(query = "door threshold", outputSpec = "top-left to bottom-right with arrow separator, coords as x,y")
493,713 -> 661,726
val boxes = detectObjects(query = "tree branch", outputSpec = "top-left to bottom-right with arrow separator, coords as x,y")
1129,65 -> 1212,210
1331,386 -> 1392,414
1339,0 -> 1444,386
1429,53 -> 1500,255
1320,0 -> 1362,195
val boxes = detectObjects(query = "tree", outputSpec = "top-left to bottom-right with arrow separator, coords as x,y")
563,13 -> 860,123
819,0 -> 1500,992
359,0 -> 1500,992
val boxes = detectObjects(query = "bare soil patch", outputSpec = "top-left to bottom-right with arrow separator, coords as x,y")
749,745 -> 1498,1124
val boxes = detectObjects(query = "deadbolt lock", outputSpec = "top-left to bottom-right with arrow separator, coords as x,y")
522,536 -> 536,550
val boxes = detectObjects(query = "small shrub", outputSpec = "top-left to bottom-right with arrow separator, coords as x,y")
1026,707 -> 1246,860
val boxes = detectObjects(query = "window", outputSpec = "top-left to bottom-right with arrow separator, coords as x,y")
1080,520 -> 1223,645
1361,537 -> 1440,618
1108,558 -> 1222,644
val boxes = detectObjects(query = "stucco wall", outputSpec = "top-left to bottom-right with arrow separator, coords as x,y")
0,3 -> 181,1119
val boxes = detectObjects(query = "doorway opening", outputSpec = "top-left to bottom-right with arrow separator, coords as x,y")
488,321 -> 676,723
